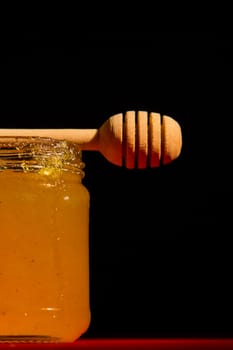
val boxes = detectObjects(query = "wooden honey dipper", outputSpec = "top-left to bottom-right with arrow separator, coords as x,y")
0,111 -> 182,169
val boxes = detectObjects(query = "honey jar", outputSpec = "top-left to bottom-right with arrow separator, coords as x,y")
0,137 -> 90,342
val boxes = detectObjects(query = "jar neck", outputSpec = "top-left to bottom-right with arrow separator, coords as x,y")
0,137 -> 85,177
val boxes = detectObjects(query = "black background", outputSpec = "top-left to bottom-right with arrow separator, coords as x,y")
1,31 -> 233,339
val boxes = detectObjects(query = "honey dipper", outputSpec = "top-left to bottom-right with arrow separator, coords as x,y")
0,111 -> 182,169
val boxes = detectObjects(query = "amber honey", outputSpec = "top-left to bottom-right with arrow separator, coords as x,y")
0,138 -> 90,342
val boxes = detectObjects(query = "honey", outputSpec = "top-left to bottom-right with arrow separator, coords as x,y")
0,138 -> 90,342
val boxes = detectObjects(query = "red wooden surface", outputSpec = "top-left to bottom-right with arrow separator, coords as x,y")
0,339 -> 233,349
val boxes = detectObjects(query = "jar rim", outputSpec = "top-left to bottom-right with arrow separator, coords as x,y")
0,136 -> 85,176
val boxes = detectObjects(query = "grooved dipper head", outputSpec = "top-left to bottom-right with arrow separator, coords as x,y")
98,111 -> 182,168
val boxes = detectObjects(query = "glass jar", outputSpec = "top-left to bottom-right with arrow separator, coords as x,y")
0,137 -> 90,343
